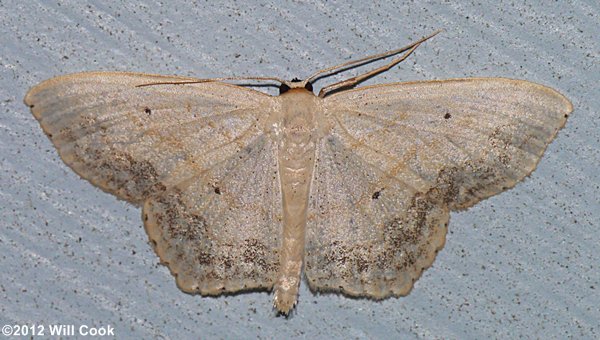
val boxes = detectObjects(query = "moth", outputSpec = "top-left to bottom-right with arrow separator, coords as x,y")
25,31 -> 572,314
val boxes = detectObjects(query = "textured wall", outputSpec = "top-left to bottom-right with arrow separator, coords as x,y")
1,1 -> 598,338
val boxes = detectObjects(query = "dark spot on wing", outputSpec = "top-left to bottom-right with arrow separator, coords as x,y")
443,112 -> 451,119
144,107 -> 152,115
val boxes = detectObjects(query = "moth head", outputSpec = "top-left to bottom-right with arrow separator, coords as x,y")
279,78 -> 313,95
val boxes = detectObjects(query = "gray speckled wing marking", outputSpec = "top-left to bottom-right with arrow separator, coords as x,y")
25,72 -> 283,293
144,134 -> 282,294
305,78 -> 572,297
305,132 -> 448,297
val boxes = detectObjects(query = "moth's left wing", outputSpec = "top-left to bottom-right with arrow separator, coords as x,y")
25,72 -> 284,294
24,72 -> 276,204
305,78 -> 572,298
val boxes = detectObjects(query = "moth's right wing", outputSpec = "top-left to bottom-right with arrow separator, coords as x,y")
305,78 -> 572,298
25,72 -> 284,293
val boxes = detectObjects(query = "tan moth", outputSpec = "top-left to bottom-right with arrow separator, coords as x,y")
25,31 -> 572,314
